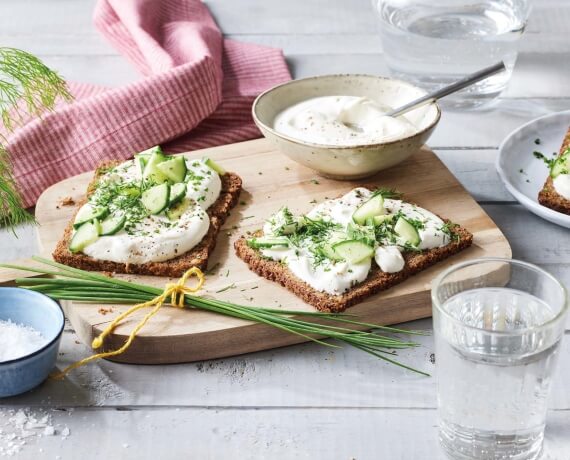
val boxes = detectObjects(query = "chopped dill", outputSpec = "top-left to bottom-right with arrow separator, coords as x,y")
370,188 -> 402,200
440,222 -> 460,242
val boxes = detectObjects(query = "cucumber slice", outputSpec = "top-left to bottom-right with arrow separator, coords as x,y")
69,220 -> 100,253
73,204 -> 108,228
99,214 -> 126,236
347,222 -> 376,246
142,149 -> 169,184
169,183 -> 187,206
373,214 -> 394,226
157,156 -> 188,183
550,153 -> 570,178
394,217 -> 421,246
204,158 -> 226,175
332,240 -> 374,264
247,236 -> 290,249
136,146 -> 162,174
166,197 -> 193,221
319,243 -> 344,261
352,194 -> 385,225
139,146 -> 164,156
142,183 -> 170,215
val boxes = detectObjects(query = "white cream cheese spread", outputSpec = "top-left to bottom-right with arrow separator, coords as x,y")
553,173 -> 570,200
251,188 -> 453,296
537,148 -> 570,200
273,96 -> 418,146
72,150 -> 222,264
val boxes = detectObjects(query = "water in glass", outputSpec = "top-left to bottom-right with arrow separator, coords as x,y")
436,287 -> 562,459
373,0 -> 530,108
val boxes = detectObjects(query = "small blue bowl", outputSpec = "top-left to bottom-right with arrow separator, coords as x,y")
0,287 -> 64,398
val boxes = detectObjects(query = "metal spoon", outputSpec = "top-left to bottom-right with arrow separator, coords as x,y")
387,61 -> 507,118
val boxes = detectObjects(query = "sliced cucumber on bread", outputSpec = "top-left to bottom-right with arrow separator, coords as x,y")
332,240 -> 374,264
168,183 -> 187,206
99,214 -> 126,236
205,158 -> 226,175
157,156 -> 187,183
247,236 -> 290,249
142,148 -> 169,184
69,220 -> 101,253
142,183 -> 170,215
352,194 -> 385,225
394,217 -> 420,246
73,204 -> 108,228
373,214 -> 394,226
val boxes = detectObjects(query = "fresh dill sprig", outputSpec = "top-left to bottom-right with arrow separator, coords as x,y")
0,47 -> 72,233
440,221 -> 460,242
533,150 -> 556,169
288,216 -> 340,247
370,188 -> 402,200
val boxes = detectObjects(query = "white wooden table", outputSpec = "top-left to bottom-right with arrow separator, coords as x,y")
1,1 -> 569,459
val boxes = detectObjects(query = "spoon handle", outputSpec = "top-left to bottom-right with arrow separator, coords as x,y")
387,61 -> 507,118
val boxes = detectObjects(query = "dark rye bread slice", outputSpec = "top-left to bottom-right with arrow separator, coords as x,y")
538,127 -> 570,215
234,205 -> 473,313
53,160 -> 242,277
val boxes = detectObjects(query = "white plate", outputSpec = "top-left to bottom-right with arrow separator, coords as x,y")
497,110 -> 570,229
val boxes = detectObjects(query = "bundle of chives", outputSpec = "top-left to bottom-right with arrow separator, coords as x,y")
1,257 -> 429,376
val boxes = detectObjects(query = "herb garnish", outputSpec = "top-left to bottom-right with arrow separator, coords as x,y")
533,150 -> 556,168
0,48 -> 72,231
5,257 -> 428,375
370,188 -> 402,200
440,222 -> 460,242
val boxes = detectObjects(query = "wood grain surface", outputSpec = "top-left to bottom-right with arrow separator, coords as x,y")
1,1 -> 569,459
31,138 -> 511,363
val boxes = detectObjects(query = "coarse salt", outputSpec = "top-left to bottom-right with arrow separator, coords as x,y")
0,320 -> 48,362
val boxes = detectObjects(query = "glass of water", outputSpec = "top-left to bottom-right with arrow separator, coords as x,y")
371,0 -> 532,109
432,258 -> 568,460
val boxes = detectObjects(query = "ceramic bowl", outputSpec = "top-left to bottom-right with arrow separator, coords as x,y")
0,288 -> 64,398
497,110 -> 570,229
252,74 -> 441,180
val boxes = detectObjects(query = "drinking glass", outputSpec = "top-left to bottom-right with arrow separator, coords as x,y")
371,0 -> 532,109
431,258 -> 568,460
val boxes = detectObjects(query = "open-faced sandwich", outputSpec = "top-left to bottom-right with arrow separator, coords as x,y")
235,188 -> 472,312
53,146 -> 242,277
538,127 -> 570,214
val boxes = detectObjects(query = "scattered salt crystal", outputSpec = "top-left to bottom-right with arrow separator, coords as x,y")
21,430 -> 36,438
0,320 -> 48,362
0,408 -> 63,457
10,410 -> 28,427
61,427 -> 70,437
122,443 -> 129,448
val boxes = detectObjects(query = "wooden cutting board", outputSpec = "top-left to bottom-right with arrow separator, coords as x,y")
33,138 -> 511,363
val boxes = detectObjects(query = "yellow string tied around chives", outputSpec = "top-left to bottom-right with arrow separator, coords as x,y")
50,267 -> 205,380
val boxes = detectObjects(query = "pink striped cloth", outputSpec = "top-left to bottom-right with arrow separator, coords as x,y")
9,0 -> 290,207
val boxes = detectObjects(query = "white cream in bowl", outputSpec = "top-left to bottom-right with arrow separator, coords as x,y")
252,74 -> 441,180
273,96 -> 418,146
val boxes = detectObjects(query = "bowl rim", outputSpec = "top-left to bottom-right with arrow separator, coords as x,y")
0,287 -> 65,366
252,73 -> 442,150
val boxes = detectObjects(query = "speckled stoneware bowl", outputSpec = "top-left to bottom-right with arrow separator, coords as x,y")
0,288 -> 64,398
252,74 -> 441,180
